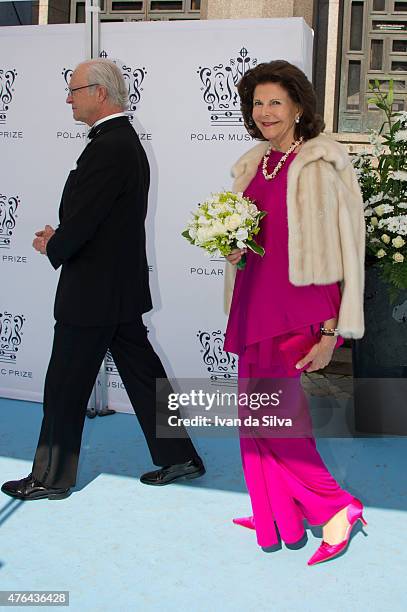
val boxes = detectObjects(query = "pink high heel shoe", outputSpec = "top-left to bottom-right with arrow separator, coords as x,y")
232,516 -> 255,530
307,498 -> 367,566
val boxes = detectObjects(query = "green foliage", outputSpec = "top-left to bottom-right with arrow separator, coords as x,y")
354,79 -> 407,291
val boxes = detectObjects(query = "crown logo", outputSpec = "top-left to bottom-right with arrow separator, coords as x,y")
197,48 -> 257,126
198,330 -> 237,386
0,194 -> 20,249
0,69 -> 17,124
99,51 -> 147,113
105,349 -> 118,376
0,311 -> 25,364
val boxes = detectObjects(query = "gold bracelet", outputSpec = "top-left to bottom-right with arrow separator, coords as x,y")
320,326 -> 339,337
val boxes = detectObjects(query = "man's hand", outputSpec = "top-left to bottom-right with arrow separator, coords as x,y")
33,225 -> 55,254
35,224 -> 55,239
295,335 -> 337,373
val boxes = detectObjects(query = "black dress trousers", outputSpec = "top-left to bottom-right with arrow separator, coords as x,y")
32,317 -> 200,489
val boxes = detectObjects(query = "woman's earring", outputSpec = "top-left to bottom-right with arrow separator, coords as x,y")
295,115 -> 300,124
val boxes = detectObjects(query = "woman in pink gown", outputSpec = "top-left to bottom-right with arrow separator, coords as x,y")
223,61 -> 367,566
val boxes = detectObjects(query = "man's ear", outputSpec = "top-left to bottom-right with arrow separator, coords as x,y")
97,85 -> 108,104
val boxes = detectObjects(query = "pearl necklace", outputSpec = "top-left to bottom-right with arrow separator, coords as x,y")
262,137 -> 304,181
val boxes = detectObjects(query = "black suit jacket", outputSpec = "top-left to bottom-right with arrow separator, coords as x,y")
46,116 -> 152,326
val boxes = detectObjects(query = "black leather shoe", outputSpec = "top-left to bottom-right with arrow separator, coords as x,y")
140,458 -> 205,486
1,474 -> 71,500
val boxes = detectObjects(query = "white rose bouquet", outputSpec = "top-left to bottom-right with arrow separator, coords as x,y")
182,191 -> 267,269
352,79 -> 407,297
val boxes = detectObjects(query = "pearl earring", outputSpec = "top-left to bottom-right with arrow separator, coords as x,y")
295,116 -> 300,124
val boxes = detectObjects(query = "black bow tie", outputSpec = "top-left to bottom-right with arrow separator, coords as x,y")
87,125 -> 101,140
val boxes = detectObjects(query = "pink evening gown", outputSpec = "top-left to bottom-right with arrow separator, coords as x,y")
224,150 -> 354,548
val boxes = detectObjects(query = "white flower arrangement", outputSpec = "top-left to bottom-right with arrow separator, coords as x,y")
374,203 -> 395,216
389,170 -> 407,181
353,79 -> 407,293
378,215 -> 407,235
394,130 -> 407,143
393,236 -> 405,248
395,110 -> 407,124
182,191 -> 267,269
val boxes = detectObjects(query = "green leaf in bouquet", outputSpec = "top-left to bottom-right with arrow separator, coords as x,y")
181,229 -> 193,243
246,239 -> 265,256
236,255 -> 247,270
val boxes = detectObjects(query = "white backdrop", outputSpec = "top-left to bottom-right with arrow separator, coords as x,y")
0,18 -> 313,412
0,24 -> 87,402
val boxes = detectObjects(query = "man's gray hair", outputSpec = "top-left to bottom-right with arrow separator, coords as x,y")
84,59 -> 129,109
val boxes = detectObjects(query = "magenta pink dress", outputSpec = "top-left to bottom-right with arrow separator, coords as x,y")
224,150 -> 353,548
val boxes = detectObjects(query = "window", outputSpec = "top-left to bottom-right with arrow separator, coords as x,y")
339,0 -> 407,131
70,0 -> 200,23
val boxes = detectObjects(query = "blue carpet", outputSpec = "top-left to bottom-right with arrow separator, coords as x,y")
0,398 -> 406,611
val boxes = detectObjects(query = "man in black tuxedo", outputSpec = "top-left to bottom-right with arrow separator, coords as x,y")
2,59 -> 204,500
